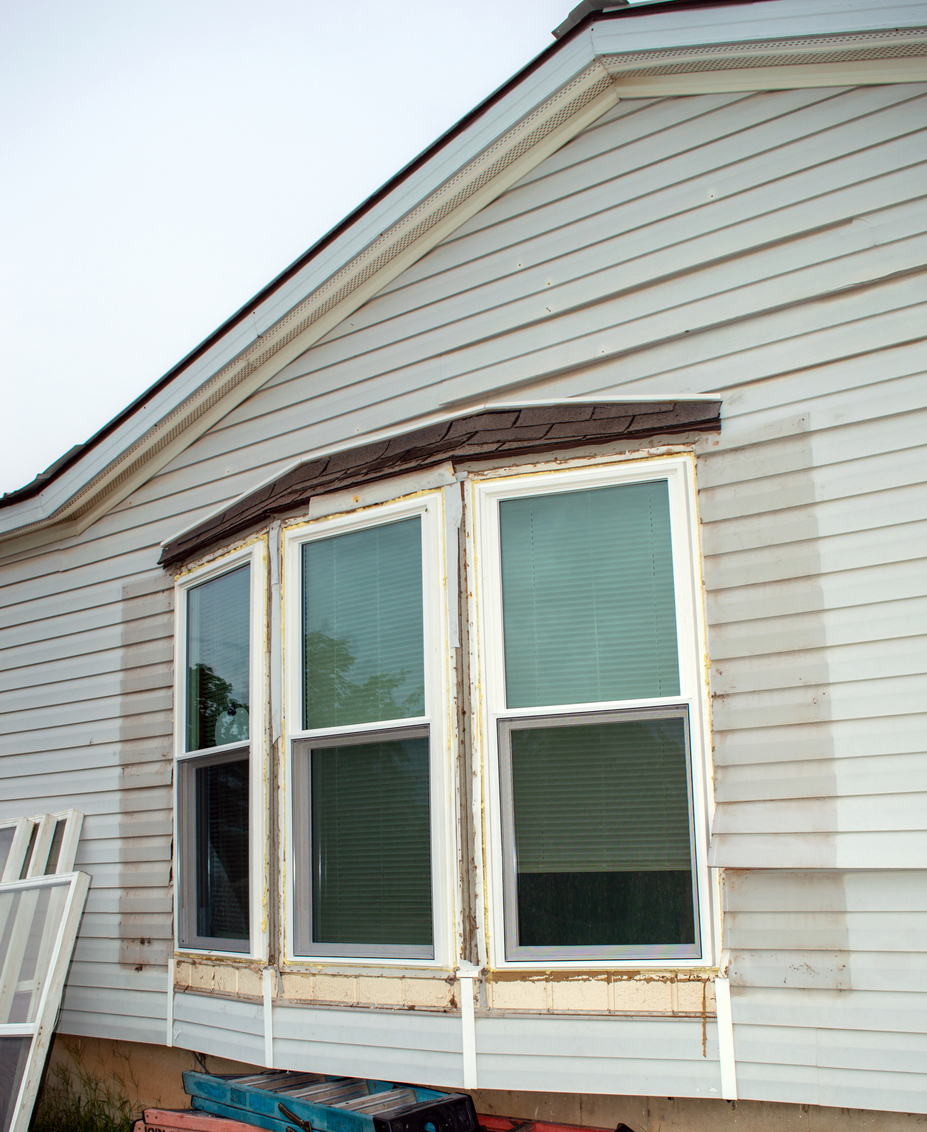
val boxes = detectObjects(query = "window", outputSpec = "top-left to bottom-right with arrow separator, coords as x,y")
286,496 -> 451,962
472,458 -> 710,965
175,545 -> 265,954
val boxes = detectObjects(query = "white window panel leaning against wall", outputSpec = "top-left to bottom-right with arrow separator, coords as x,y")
172,540 -> 268,960
171,454 -> 715,971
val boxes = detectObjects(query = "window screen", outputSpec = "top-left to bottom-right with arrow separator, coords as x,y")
195,757 -> 250,942
501,712 -> 697,958
306,734 -> 432,951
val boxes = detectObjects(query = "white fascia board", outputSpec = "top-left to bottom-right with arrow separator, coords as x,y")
591,0 -> 927,55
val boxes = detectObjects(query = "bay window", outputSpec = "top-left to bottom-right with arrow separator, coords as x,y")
174,452 -> 712,971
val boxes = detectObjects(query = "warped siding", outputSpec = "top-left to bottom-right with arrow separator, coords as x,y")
0,81 -> 924,1103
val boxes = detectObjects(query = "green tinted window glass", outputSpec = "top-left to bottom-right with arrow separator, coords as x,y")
308,737 -> 432,949
508,714 -> 694,951
186,566 -> 250,751
302,518 -> 424,729
500,480 -> 679,708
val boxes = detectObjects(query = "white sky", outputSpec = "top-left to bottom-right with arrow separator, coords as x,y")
0,0 -> 668,496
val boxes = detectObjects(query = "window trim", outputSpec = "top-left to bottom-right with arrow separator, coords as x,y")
172,539 -> 268,959
469,455 -> 715,969
282,492 -> 456,967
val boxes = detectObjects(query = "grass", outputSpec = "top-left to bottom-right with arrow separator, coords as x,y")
32,1039 -> 142,1132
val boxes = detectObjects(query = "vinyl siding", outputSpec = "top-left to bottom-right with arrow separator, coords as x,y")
0,81 -> 925,1104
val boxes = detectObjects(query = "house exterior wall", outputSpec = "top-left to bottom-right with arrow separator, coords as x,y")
0,81 -> 925,1113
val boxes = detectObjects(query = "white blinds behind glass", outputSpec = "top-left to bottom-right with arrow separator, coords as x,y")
509,715 -> 691,874
310,737 -> 432,948
500,480 -> 679,708
302,518 -> 424,729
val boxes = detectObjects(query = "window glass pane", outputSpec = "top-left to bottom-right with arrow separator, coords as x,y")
302,519 -> 424,730
43,820 -> 65,875
500,480 -> 679,708
308,736 -> 432,949
195,759 -> 249,942
0,880 -> 70,1024
507,714 -> 695,952
0,829 -> 13,878
186,565 -> 250,752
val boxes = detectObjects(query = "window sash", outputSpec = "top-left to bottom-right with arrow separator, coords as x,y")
177,748 -> 251,953
292,726 -> 434,960
498,707 -> 699,963
473,458 -> 710,968
287,498 -> 444,963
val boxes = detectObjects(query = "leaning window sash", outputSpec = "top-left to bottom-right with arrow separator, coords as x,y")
473,458 -> 712,968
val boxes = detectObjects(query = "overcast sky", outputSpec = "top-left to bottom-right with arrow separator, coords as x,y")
0,0 -> 667,496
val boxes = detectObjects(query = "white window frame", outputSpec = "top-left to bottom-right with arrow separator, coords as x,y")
468,455 -> 715,969
282,492 -> 456,967
172,539 -> 268,959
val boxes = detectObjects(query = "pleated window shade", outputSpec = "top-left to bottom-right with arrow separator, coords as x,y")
500,480 -> 679,708
302,518 -> 424,729
186,565 -> 251,751
309,736 -> 432,949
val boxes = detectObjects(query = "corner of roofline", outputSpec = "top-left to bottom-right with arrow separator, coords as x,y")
553,0 -> 630,39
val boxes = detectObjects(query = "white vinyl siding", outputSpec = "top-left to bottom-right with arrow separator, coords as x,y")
0,80 -> 923,1105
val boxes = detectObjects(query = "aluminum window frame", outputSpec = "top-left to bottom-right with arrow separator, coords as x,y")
282,492 -> 455,966
469,455 -> 715,970
172,539 -> 267,958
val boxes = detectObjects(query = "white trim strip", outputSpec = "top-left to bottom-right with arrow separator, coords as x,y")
715,951 -> 738,1101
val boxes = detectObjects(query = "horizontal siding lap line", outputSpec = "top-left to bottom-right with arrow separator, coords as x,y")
0,692 -> 172,735
418,90 -> 923,297
438,85 -> 923,247
115,301 -> 927,518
